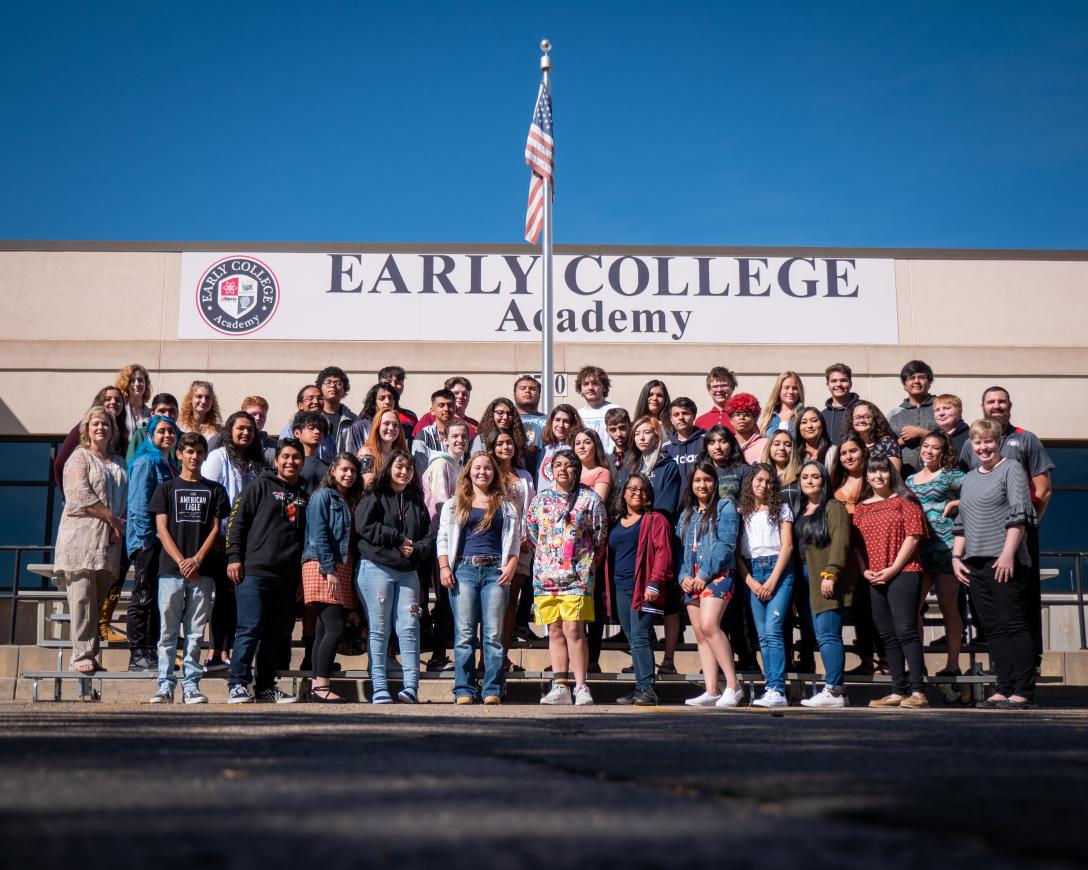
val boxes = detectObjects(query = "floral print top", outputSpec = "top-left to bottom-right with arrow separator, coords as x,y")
527,485 -> 608,598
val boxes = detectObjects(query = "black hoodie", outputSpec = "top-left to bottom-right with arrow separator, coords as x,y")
225,471 -> 309,579
821,392 -> 860,445
355,487 -> 435,571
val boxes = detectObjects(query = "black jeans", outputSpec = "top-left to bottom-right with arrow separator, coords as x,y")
210,566 -> 237,656
723,584 -> 759,669
127,544 -> 161,654
869,571 -> 925,695
851,574 -> 886,663
784,556 -> 818,666
429,578 -> 453,660
1025,525 -> 1043,663
966,557 -> 1036,700
588,580 -> 621,665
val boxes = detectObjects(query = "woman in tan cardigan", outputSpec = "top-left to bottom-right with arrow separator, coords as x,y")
54,407 -> 128,672
794,460 -> 855,708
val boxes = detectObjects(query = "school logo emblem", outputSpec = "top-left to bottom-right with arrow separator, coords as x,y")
196,256 -> 279,335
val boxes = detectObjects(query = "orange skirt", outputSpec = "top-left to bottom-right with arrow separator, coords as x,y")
301,560 -> 356,607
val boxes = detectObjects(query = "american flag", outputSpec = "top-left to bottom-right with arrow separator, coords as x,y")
524,81 -> 554,244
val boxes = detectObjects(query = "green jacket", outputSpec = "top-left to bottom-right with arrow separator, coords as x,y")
800,499 -> 855,614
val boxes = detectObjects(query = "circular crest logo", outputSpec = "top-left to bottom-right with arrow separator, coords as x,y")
196,256 -> 279,335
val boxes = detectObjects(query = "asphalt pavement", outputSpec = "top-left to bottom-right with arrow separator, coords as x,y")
0,704 -> 1084,869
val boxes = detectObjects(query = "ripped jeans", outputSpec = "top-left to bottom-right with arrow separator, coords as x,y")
357,560 -> 421,694
745,556 -> 794,693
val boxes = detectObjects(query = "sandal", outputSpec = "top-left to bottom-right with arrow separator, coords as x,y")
308,685 -> 347,704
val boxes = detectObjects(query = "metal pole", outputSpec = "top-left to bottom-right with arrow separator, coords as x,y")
539,40 -> 555,414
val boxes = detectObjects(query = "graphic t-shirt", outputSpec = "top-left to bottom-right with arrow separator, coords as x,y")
149,477 -> 230,576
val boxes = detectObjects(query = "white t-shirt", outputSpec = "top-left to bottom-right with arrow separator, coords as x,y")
740,505 -> 794,558
579,401 -> 618,454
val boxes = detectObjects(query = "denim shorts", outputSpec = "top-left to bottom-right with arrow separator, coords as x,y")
682,569 -> 734,606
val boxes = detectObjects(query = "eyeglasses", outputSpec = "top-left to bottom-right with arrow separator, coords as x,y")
852,415 -> 874,423
322,379 -> 345,387
552,462 -> 574,471
624,487 -> 647,495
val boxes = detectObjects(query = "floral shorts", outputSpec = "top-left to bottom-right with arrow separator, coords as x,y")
682,569 -> 734,607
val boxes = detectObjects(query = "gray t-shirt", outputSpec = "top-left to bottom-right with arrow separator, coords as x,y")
952,460 -> 1036,563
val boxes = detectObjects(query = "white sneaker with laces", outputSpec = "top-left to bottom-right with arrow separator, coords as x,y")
715,686 -> 745,708
573,684 -> 594,706
752,689 -> 788,708
684,691 -> 722,707
540,683 -> 573,705
800,687 -> 846,708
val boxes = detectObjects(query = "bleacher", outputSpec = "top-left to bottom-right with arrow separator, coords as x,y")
13,560 -> 1068,705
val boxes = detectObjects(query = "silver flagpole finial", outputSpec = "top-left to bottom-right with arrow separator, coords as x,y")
540,40 -> 552,70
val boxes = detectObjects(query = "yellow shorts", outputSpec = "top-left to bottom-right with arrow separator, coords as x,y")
534,594 -> 594,625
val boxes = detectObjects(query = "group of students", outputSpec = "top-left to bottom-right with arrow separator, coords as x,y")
51,359 -> 1053,709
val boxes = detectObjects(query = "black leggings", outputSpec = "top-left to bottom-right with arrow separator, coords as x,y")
869,571 -> 925,695
312,603 -> 346,679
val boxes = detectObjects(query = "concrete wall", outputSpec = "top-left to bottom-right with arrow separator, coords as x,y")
1,243 -> 1086,438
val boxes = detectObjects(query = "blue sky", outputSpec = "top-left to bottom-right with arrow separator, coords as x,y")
3,2 -> 1086,248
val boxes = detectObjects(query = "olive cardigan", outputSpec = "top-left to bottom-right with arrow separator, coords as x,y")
799,498 -> 856,614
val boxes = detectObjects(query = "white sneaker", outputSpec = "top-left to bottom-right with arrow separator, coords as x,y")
574,684 -> 594,706
684,691 -> 722,707
800,687 -> 846,708
540,683 -> 573,705
752,689 -> 788,708
715,686 -> 745,708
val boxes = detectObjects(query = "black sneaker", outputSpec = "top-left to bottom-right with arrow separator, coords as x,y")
425,657 -> 454,672
255,686 -> 298,704
128,656 -> 155,673
632,689 -> 660,707
615,690 -> 638,706
620,665 -> 635,674
512,626 -> 534,644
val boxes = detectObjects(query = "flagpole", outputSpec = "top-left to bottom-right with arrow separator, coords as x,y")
539,39 -> 555,414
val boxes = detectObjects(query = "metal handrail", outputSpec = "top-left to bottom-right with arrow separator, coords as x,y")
0,544 -> 56,644
2,546 -> 1085,649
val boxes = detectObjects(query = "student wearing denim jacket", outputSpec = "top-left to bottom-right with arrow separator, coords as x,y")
677,460 -> 744,709
301,453 -> 363,702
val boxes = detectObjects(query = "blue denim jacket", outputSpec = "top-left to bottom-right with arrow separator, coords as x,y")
302,487 -> 353,572
126,455 -> 175,556
675,498 -> 739,581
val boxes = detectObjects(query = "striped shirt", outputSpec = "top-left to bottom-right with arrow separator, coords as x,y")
952,460 -> 1036,563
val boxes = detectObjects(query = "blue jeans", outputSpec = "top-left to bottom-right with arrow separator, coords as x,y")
450,562 -> 509,699
615,591 -> 656,692
157,575 -> 214,693
812,607 -> 846,690
357,560 -> 420,694
745,556 -> 794,692
229,574 -> 297,691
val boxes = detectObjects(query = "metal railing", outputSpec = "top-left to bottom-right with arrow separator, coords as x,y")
1,544 -> 56,645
